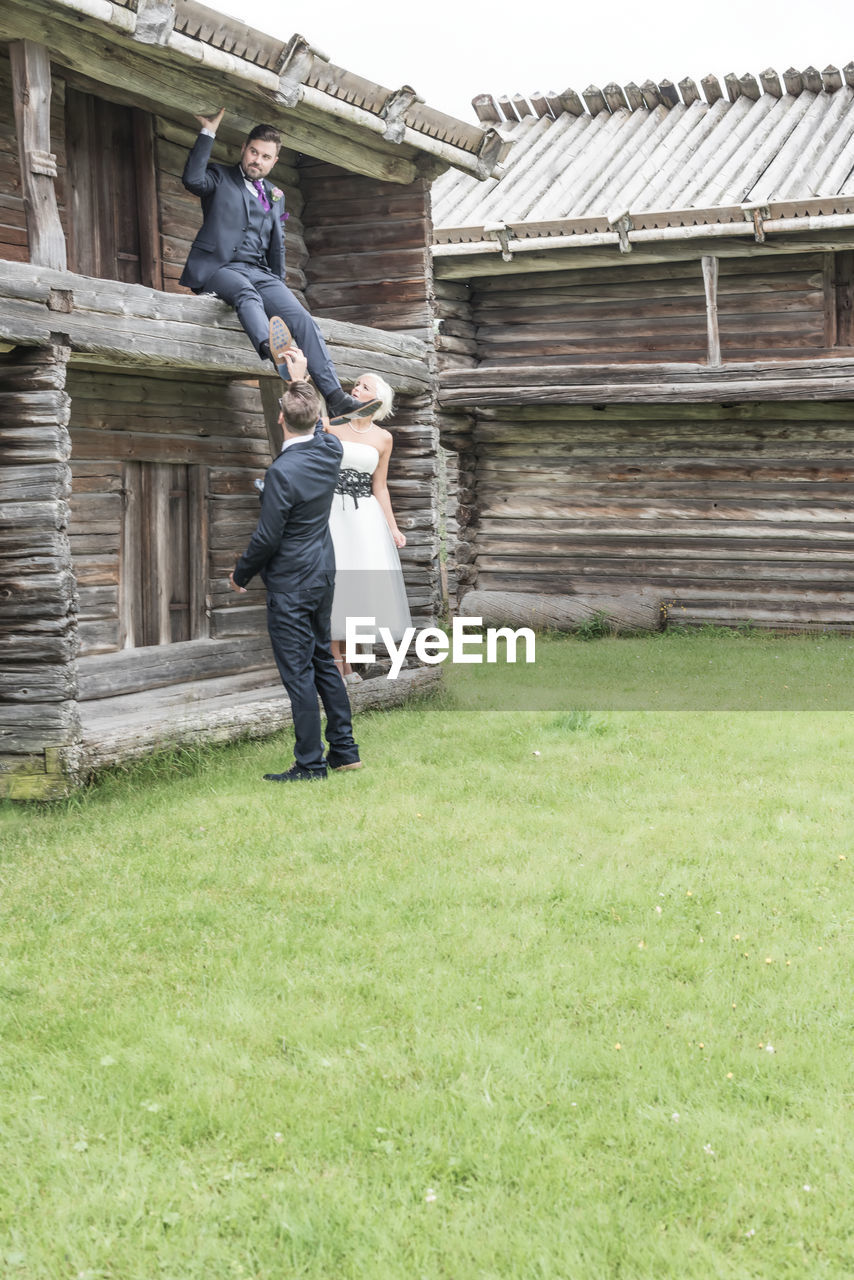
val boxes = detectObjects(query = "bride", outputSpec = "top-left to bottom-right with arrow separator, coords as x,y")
326,373 -> 412,681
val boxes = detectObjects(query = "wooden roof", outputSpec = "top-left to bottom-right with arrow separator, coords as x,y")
433,64 -> 854,251
0,0 -> 507,184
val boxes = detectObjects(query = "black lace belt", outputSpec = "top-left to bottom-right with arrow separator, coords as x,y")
335,468 -> 372,507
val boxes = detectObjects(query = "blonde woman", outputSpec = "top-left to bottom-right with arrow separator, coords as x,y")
326,373 -> 411,681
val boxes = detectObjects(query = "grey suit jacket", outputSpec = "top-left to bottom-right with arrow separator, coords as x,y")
179,132 -> 285,292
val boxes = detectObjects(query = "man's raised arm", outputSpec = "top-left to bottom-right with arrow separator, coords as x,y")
182,107 -> 226,196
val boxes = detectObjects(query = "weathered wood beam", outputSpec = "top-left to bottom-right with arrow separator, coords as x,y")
258,379 -> 285,458
679,77 -> 700,106
802,66 -> 823,94
438,357 -> 854,407
822,65 -> 843,92
603,83 -> 629,112
582,85 -> 608,116
0,260 -> 432,392
701,254 -> 721,367
701,74 -> 723,105
760,68 -> 783,98
640,80 -> 663,110
8,41 -> 66,271
738,73 -> 760,100
529,91 -> 552,119
783,68 -> 804,96
77,664 -> 442,773
460,589 -> 663,632
131,108 -> 163,291
433,228 -> 854,279
558,88 -> 586,117
472,94 -> 501,124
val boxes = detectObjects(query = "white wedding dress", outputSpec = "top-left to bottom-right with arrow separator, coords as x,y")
328,440 -> 412,641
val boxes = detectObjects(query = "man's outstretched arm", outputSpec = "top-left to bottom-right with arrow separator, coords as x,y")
182,107 -> 226,197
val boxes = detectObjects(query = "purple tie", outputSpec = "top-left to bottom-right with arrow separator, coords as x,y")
253,179 -> 270,211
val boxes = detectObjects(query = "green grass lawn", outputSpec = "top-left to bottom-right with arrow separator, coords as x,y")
2,633 -> 854,1278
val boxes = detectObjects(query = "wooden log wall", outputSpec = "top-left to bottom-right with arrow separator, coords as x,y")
0,344 -> 80,799
468,254 -> 833,366
301,161 -> 441,623
66,368 -> 274,658
433,277 -> 478,611
301,162 -> 434,339
457,402 -> 854,630
0,49 -> 29,262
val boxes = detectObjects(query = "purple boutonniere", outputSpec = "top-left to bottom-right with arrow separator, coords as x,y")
269,186 -> 289,222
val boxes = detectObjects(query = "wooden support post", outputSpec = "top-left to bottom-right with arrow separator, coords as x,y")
702,254 -> 721,367
132,109 -> 164,292
824,253 -> 838,348
833,250 -> 854,347
258,379 -> 285,458
9,41 -> 66,271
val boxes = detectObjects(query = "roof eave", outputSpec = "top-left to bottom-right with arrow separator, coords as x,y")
433,196 -> 854,260
28,0 -> 501,179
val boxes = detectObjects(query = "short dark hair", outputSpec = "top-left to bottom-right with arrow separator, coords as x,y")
280,382 -> 320,434
246,123 -> 281,149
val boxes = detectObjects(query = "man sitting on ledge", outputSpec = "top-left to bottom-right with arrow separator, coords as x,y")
180,107 -> 380,425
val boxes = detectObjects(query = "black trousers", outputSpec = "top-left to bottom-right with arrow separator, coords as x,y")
207,262 -> 341,400
266,579 -> 359,773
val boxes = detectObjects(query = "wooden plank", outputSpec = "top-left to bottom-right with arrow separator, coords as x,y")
8,41 -> 66,269
701,255 -> 721,367
77,635 -> 275,700
189,464 -> 209,641
132,107 -> 163,291
0,259 -> 432,388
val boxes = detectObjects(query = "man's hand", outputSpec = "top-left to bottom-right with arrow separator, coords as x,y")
281,347 -> 309,382
228,570 -> 247,594
195,107 -> 225,133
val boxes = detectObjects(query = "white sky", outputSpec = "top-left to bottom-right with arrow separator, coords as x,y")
215,0 -> 852,123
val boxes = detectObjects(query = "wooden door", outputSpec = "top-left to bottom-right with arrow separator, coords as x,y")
121,461 -> 207,648
65,87 -> 162,288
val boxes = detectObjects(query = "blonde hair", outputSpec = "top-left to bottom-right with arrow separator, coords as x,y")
360,373 -> 394,423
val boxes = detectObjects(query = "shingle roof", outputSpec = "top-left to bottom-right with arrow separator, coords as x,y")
43,0 -> 503,178
433,66 -> 854,242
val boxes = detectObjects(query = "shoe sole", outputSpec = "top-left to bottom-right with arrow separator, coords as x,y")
268,316 -> 293,366
328,760 -> 363,771
328,397 -> 383,425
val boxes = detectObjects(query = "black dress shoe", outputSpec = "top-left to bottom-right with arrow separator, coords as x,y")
264,764 -> 326,782
326,392 -> 383,425
325,750 -> 362,771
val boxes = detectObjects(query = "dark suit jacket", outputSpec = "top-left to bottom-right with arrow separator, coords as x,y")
233,425 -> 342,593
179,132 -> 285,292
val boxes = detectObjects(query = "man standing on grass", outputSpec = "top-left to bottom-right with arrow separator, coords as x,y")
181,107 -> 380,425
228,347 -> 362,782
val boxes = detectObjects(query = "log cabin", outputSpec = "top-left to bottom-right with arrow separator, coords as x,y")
432,67 -> 854,635
0,0 -> 508,799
